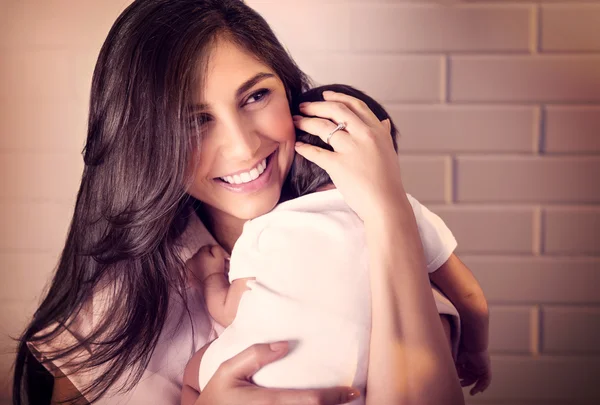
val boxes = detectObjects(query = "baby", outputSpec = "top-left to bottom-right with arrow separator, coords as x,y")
182,84 -> 491,404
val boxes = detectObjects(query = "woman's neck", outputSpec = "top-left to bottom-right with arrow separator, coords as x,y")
196,205 -> 246,255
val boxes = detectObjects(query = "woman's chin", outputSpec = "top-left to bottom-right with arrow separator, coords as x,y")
235,194 -> 280,220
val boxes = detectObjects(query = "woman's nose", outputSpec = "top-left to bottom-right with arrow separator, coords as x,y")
219,119 -> 261,160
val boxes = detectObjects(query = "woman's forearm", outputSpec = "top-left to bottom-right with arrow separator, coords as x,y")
365,193 -> 464,405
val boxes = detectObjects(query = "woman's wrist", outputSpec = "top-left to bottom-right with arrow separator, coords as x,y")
363,187 -> 413,230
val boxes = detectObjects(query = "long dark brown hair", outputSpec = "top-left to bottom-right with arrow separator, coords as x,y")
12,1 -> 311,403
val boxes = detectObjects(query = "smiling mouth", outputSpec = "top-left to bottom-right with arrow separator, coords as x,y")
215,150 -> 275,185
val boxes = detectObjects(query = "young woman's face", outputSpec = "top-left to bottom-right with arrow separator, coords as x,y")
186,38 -> 296,222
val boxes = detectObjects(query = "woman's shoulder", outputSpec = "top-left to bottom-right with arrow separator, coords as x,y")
28,210 -> 220,402
29,282 -> 218,403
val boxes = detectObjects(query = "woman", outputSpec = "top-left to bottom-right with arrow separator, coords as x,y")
13,1 -> 463,404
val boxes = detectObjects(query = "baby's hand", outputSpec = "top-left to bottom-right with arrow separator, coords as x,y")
456,349 -> 491,396
188,244 -> 230,285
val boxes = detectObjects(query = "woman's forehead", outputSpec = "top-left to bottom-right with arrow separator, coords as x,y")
194,39 -> 280,105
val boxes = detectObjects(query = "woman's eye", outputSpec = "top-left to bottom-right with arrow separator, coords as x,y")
245,89 -> 270,105
190,114 -> 212,128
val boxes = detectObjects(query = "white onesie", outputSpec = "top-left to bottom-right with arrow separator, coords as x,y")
199,189 -> 459,403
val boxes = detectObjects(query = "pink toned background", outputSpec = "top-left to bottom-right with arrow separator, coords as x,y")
1,0 -> 599,404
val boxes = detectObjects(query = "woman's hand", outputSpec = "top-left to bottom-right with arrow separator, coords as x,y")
293,90 -> 405,223
195,341 -> 361,405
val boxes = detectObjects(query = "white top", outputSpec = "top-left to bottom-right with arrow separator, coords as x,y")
30,193 -> 459,404
198,189 -> 459,400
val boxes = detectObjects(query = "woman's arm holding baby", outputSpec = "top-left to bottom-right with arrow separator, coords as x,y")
294,90 -> 464,405
182,341 -> 360,405
364,198 -> 464,405
188,245 -> 253,327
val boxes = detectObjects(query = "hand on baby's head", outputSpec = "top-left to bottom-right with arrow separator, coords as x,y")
188,244 -> 230,285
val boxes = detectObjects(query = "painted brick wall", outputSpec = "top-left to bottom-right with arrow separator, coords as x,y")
1,0 -> 599,404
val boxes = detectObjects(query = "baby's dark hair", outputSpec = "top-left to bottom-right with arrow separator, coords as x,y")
289,84 -> 399,197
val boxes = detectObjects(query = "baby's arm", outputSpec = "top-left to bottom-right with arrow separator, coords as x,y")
430,254 -> 491,395
406,195 -> 488,354
188,245 -> 254,327
204,275 -> 253,327
429,254 -> 488,353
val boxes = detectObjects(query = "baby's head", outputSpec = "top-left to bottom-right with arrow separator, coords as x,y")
289,84 -> 399,197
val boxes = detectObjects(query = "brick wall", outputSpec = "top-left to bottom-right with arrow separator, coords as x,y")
1,0 -> 599,404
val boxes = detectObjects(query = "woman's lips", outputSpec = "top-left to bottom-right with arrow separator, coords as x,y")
215,150 -> 276,193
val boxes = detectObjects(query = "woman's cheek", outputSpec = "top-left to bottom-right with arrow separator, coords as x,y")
263,97 -> 295,143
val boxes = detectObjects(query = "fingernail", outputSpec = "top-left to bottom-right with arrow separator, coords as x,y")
322,90 -> 335,97
292,115 -> 302,121
348,389 -> 361,399
269,341 -> 287,352
295,141 -> 305,147
299,102 -> 308,108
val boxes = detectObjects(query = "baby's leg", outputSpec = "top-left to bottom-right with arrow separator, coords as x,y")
182,340 -> 213,405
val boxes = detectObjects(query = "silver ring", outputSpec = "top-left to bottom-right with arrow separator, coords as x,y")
326,122 -> 347,145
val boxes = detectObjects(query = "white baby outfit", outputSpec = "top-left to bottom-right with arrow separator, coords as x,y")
199,189 -> 459,403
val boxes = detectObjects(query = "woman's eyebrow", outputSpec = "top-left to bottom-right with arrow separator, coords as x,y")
236,72 -> 275,98
191,72 -> 275,112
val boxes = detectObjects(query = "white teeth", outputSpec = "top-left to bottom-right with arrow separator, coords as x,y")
220,158 -> 268,185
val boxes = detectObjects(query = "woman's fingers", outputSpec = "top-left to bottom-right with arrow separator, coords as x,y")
321,90 -> 381,128
217,341 -> 290,381
297,90 -> 383,136
381,118 -> 391,134
294,141 -> 335,172
198,341 -> 361,405
216,342 -> 361,403
298,100 -> 368,135
293,116 -> 350,149
268,386 -> 361,405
